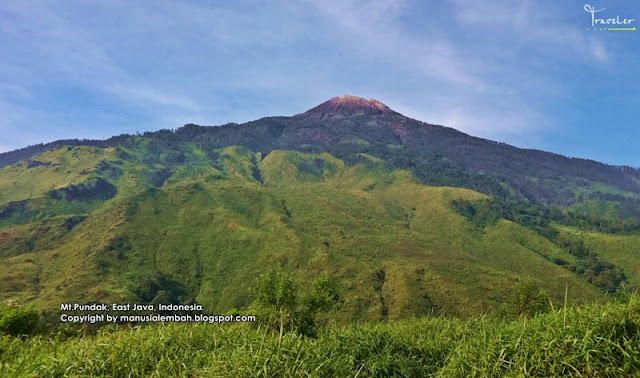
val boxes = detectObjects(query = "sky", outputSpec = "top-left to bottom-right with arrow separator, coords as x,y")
1,0 -> 639,166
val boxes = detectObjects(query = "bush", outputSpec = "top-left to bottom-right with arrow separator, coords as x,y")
0,301 -> 40,337
248,267 -> 341,337
497,278 -> 550,319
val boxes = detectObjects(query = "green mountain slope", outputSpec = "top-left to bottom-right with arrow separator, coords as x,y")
1,96 -> 639,320
0,145 -> 624,320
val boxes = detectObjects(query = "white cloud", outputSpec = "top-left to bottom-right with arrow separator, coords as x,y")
588,39 -> 609,62
107,84 -> 203,112
305,0 -> 487,90
389,97 -> 549,145
447,0 -> 612,63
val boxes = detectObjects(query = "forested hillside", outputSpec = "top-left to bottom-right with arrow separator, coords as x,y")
1,96 -> 639,321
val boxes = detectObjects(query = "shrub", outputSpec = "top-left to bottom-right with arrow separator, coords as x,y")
497,278 -> 550,319
248,267 -> 341,337
0,301 -> 40,337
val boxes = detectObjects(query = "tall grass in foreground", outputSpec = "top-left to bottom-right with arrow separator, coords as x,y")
1,297 -> 639,377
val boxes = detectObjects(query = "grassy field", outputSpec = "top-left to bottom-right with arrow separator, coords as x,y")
1,296 -> 638,377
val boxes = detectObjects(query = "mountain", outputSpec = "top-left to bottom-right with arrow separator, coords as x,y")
1,95 -> 639,320
4,95 -> 639,205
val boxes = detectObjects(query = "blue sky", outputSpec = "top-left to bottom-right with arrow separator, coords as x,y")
1,0 -> 639,166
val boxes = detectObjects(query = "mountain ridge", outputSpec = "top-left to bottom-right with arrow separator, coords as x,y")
1,94 -> 637,169
1,95 -> 639,207
1,94 -> 636,168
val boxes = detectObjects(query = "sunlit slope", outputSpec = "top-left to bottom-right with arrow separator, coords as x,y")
0,144 -> 153,232
0,147 -> 605,319
0,147 -> 118,206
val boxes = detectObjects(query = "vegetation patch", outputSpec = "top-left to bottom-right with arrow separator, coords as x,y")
25,160 -> 51,169
0,201 -> 29,220
48,178 -> 117,202
135,272 -> 191,307
149,168 -> 173,188
61,216 -> 85,231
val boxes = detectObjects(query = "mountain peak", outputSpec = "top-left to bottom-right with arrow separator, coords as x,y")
300,95 -> 397,119
327,95 -> 391,111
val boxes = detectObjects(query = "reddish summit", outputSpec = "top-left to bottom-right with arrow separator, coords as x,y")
300,95 -> 398,119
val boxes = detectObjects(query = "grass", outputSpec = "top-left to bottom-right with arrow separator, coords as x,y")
1,297 -> 639,377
